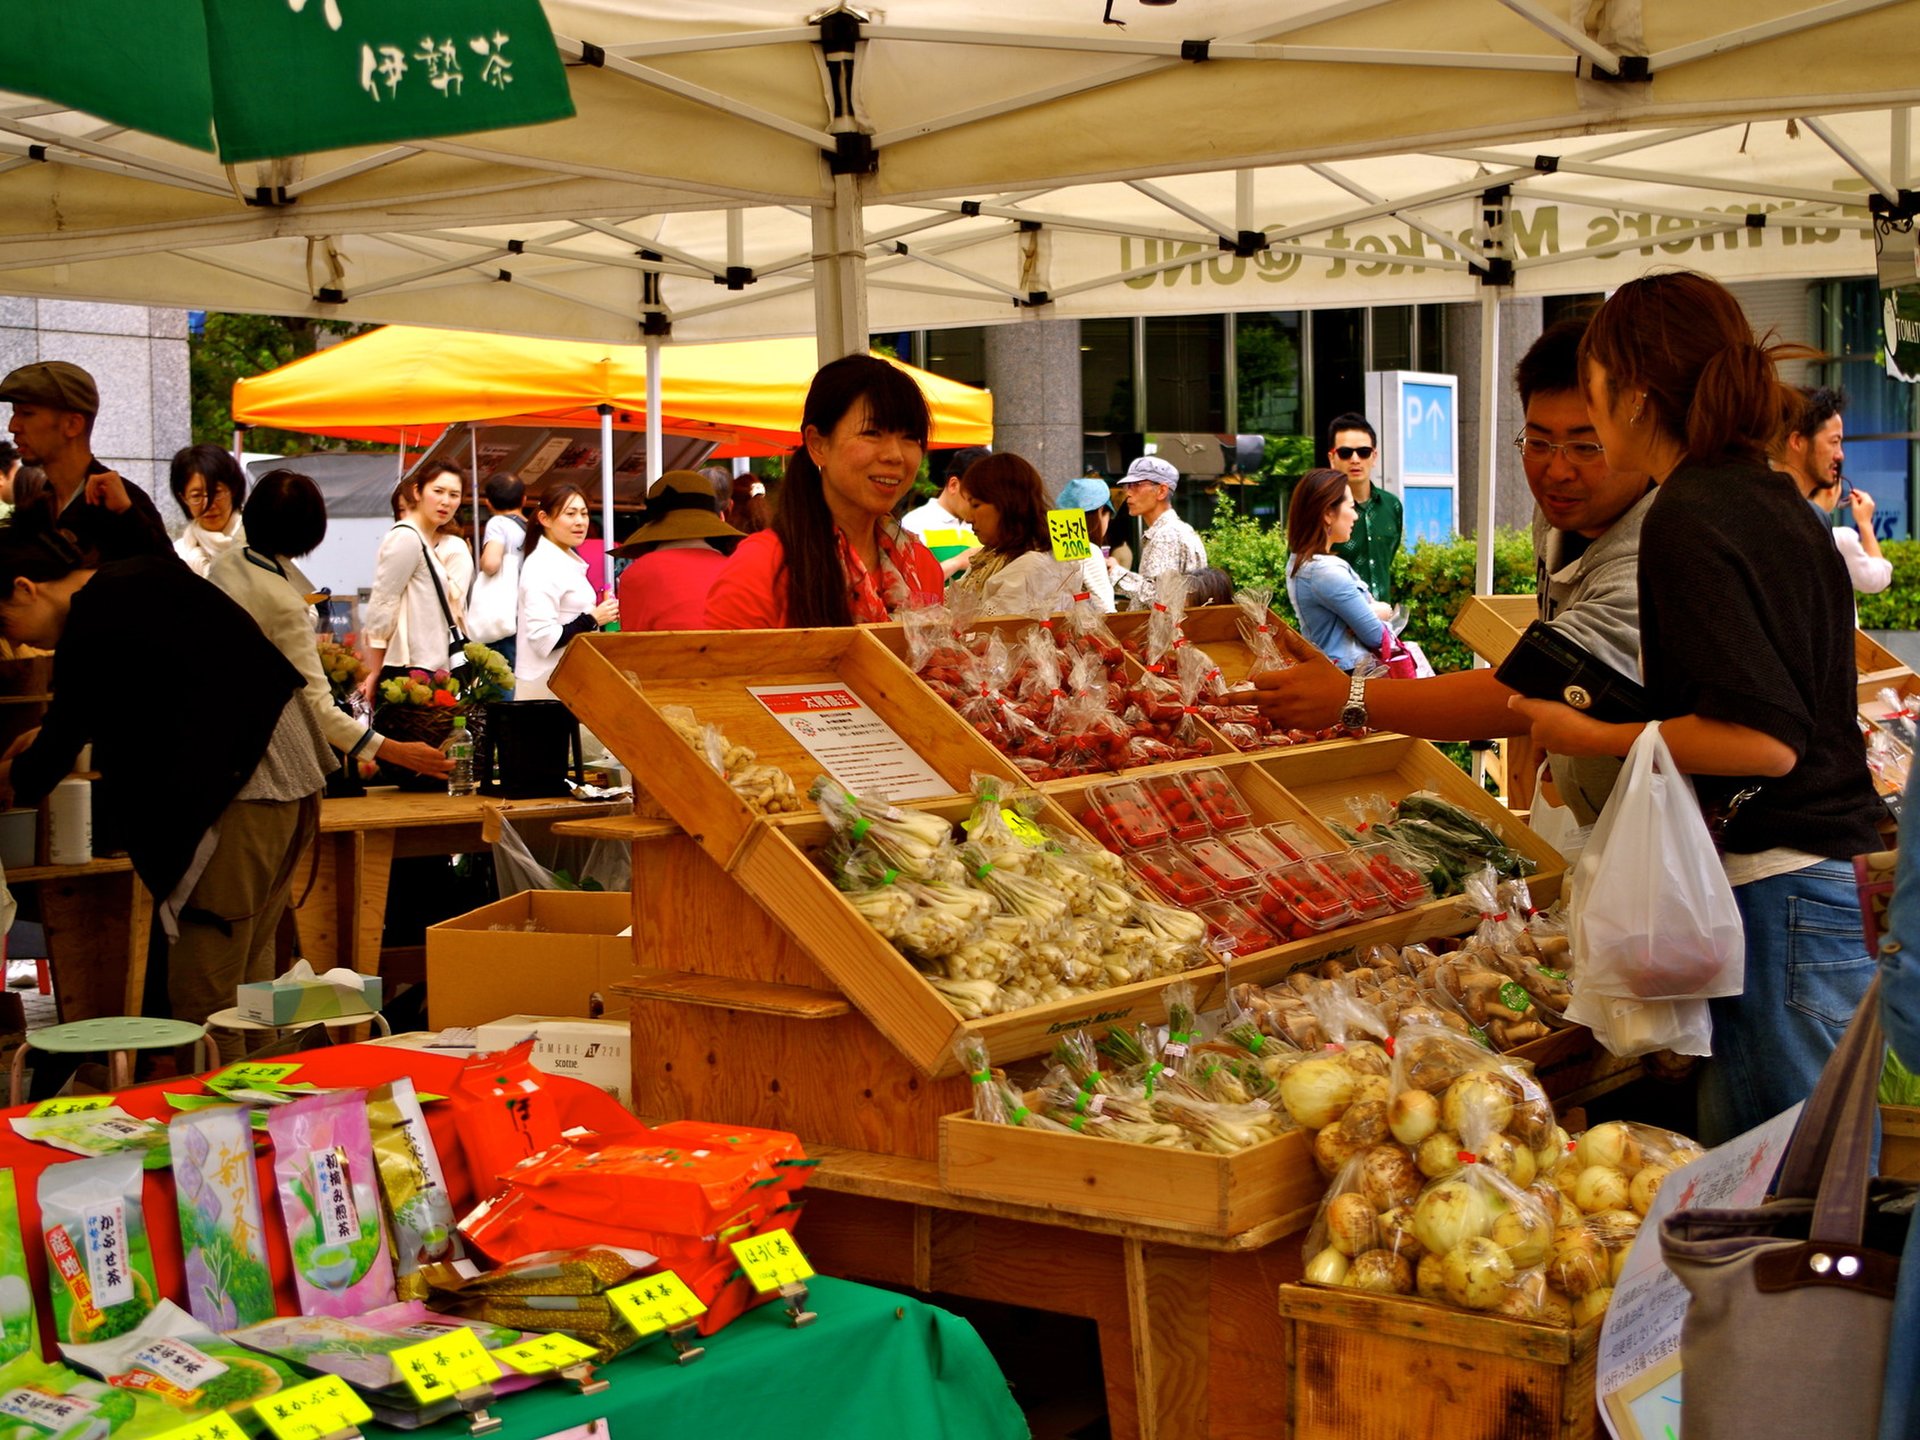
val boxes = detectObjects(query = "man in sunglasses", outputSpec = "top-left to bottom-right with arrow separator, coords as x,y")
1246,320 -> 1653,824
1325,413 -> 1402,605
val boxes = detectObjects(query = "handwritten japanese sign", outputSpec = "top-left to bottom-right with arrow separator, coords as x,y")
310,1150 -> 359,1248
253,1375 -> 371,1440
608,1272 -> 707,1336
391,1327 -> 501,1403
28,1096 -> 114,1118
208,1062 -> 303,1092
492,1333 -> 599,1376
729,1230 -> 815,1293
151,1412 -> 248,1440
1046,509 -> 1093,563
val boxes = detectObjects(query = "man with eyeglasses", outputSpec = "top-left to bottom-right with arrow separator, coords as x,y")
1325,412 -> 1402,606
1246,319 -> 1653,824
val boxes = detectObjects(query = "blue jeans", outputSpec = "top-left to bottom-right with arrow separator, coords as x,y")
1696,857 -> 1875,1146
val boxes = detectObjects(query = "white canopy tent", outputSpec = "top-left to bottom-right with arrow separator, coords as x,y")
1,1 -> 1916,585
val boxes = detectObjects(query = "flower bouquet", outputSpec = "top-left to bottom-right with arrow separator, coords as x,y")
374,642 -> 512,789
316,636 -> 365,704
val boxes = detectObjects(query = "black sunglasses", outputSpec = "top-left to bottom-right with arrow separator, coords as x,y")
1333,446 -> 1375,461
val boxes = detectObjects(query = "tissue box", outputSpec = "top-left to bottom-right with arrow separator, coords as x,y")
236,967 -> 383,1025
473,1016 -> 630,1107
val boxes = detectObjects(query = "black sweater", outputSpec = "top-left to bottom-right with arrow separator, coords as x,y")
13,557 -> 303,899
1637,460 -> 1882,859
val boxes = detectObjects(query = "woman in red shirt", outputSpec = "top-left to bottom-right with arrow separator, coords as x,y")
705,355 -> 943,629
612,469 -> 744,630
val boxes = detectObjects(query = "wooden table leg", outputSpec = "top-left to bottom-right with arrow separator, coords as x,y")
121,875 -> 153,1014
1125,1241 -> 1213,1440
292,831 -> 349,970
351,829 -> 395,976
292,828 -> 393,978
40,872 -> 141,1022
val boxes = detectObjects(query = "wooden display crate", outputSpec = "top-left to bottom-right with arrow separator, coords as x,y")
1857,629 -> 1913,701
1277,1284 -> 1602,1440
1885,1103 -> 1920,1182
1449,594 -> 1541,667
940,1109 -> 1318,1236
549,629 -> 1018,868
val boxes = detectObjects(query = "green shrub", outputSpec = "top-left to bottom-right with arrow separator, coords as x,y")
1204,497 -> 1538,675
1856,539 -> 1920,631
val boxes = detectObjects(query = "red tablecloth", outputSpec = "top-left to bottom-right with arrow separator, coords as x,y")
2,1043 -> 640,1358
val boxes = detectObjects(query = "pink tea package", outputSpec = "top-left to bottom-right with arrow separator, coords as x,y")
266,1091 -> 396,1317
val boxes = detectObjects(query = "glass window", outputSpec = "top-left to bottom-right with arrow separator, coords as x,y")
1543,293 -> 1602,329
1416,304 -> 1448,372
1816,279 -> 1919,540
1370,306 -> 1414,372
1080,318 -> 1135,435
1237,312 -> 1304,436
923,326 -> 986,388
1310,307 -> 1365,443
1144,315 -> 1225,432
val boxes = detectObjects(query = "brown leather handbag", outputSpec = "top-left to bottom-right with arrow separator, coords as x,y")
1659,975 -> 1911,1439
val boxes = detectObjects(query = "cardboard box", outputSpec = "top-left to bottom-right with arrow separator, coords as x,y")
474,1016 -> 630,1106
236,966 -> 382,1024
426,890 -> 634,1029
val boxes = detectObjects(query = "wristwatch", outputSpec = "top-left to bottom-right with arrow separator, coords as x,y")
1340,673 -> 1369,731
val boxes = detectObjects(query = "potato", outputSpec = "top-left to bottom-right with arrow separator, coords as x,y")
1477,1133 -> 1521,1181
1505,1139 -> 1538,1189
1416,1131 -> 1466,1180
1314,1124 -> 1369,1179
1377,1204 -> 1424,1261
1281,1058 -> 1358,1130
1388,1089 -> 1441,1147
1574,1164 -> 1631,1215
1341,1042 -> 1393,1078
1413,1178 -> 1497,1254
1442,1073 -> 1515,1139
1339,1098 -> 1390,1148
1547,1226 -> 1607,1298
1415,1251 -> 1448,1301
1348,1248 -> 1414,1295
1324,1192 -> 1379,1256
1587,1209 -> 1643,1253
1577,1122 -> 1644,1176
1628,1163 -> 1672,1217
1352,1075 -> 1392,1107
1492,1205 -> 1554,1268
1509,1096 -> 1556,1150
1358,1145 -> 1423,1211
1304,1248 -> 1350,1286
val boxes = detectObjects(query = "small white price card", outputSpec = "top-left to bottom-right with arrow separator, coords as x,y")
1046,509 -> 1092,562
607,1272 -> 707,1336
252,1375 -> 372,1440
391,1327 -> 502,1404
747,684 -> 949,801
729,1230 -> 815,1293
492,1333 -> 599,1376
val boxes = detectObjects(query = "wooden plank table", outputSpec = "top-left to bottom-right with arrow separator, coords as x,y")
292,791 -> 629,977
7,856 -> 153,1022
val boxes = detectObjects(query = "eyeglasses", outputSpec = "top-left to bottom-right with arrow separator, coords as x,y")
1333,446 -> 1375,461
1514,434 -> 1607,464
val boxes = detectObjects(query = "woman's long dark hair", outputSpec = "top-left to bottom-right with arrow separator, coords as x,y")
1286,468 -> 1350,576
524,483 -> 591,558
959,453 -> 1048,559
1579,271 -> 1809,469
775,356 -> 933,628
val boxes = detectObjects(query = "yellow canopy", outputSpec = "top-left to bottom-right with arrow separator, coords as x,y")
231,326 -> 994,452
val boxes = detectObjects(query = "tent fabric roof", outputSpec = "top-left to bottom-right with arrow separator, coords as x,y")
230,326 -> 995,448
0,2 -> 1914,342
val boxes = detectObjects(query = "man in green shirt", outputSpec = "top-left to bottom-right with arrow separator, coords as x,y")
1325,411 -> 1402,605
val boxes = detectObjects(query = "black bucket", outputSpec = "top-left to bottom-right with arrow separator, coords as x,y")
481,700 -> 584,798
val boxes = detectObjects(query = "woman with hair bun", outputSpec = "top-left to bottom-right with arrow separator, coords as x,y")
705,355 -> 943,629
1511,270 -> 1882,1144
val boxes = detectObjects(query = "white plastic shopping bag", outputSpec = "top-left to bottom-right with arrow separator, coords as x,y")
1563,983 -> 1713,1059
1526,761 -> 1593,861
1569,721 -> 1745,1002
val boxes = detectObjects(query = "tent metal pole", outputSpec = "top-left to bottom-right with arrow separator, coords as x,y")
1896,108 -> 1913,188
469,426 -> 481,572
598,405 -> 617,592
1474,288 -> 1501,597
811,174 -> 869,362
646,337 -> 665,494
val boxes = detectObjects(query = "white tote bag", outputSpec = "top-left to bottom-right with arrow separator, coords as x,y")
464,522 -> 524,644
1569,721 -> 1745,1002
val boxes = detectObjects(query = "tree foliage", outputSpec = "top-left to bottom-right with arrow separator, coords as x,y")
190,313 -> 373,453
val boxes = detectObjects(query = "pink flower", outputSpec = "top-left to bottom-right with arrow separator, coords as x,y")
409,668 -> 429,682
432,668 -> 451,684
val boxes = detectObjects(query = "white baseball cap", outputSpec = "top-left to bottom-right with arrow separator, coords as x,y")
1118,455 -> 1179,490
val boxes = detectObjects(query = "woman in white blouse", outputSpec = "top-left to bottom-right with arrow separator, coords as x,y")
514,483 -> 617,701
168,444 -> 247,577
358,462 -> 468,703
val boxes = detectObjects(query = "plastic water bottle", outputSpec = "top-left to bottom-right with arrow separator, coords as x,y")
444,716 -> 477,797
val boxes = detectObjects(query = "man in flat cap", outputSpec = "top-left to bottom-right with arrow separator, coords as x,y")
1,361 -> 171,558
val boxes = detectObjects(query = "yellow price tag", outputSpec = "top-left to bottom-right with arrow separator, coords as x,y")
28,1095 -> 114,1118
923,529 -> 970,550
391,1326 -> 502,1403
729,1229 -> 815,1293
608,1271 -> 708,1336
209,1062 -> 303,1091
492,1333 -> 599,1375
1046,509 -> 1092,563
151,1414 -> 248,1440
252,1375 -> 373,1440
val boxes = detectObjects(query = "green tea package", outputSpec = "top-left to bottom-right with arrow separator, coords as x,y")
169,1107 -> 274,1330
11,1112 -> 168,1166
37,1156 -> 158,1345
61,1300 -> 301,1416
366,1079 -> 460,1300
0,1172 -> 37,1367
266,1091 -> 395,1316
0,1351 -> 180,1440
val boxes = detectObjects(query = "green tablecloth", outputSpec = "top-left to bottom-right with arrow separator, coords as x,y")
373,1279 -> 1029,1440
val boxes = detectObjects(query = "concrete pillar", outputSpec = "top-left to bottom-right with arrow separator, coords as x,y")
983,317 -> 1083,500
1447,294 -> 1544,538
0,298 -> 192,528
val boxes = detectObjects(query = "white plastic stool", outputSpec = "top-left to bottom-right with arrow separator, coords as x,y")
201,1006 -> 391,1068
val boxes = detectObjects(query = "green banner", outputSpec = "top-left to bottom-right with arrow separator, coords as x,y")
205,0 -> 574,163
1887,284 -> 1920,384
0,0 -> 573,162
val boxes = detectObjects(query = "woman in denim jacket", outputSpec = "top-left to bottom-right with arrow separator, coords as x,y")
1284,467 -> 1390,672
1878,766 -> 1920,1439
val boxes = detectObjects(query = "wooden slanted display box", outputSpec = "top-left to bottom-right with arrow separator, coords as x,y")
1449,594 -> 1542,667
940,1108 -> 1319,1237
1277,1284 -> 1603,1440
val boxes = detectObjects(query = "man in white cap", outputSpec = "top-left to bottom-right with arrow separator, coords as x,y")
1111,455 -> 1207,607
